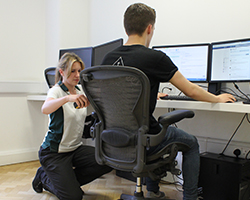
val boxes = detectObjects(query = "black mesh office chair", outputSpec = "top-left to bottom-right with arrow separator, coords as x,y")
80,65 -> 194,200
44,67 -> 56,88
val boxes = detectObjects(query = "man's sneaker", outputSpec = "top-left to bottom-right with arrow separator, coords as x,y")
32,167 -> 43,193
146,190 -> 165,198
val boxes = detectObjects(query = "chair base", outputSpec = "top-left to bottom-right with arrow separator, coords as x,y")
119,193 -> 175,200
118,177 -> 175,200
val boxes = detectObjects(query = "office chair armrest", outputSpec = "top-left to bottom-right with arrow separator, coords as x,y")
144,110 -> 194,147
158,110 -> 194,125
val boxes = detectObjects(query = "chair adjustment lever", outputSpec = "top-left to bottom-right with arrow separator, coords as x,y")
90,121 -> 101,139
90,126 -> 95,138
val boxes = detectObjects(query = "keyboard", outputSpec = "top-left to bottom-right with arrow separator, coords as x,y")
160,95 -> 196,101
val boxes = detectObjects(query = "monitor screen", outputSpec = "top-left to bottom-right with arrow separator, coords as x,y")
92,38 -> 123,66
209,38 -> 250,82
59,47 -> 93,69
153,43 -> 210,82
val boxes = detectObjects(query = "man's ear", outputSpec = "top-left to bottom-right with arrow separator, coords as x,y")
147,24 -> 153,34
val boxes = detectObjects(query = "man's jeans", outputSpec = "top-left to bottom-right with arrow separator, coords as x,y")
146,126 -> 200,200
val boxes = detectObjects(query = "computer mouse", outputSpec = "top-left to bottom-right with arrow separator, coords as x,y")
226,99 -> 237,103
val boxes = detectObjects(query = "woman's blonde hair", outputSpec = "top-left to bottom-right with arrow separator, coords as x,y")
55,52 -> 85,83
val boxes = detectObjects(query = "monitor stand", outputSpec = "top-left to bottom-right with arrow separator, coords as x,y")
208,82 -> 221,95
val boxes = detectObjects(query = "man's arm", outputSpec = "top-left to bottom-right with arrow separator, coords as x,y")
169,71 -> 236,103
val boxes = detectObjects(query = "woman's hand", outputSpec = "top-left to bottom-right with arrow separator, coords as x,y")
68,94 -> 90,108
42,94 -> 90,114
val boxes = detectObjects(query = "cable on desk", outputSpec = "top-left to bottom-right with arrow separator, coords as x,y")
214,85 -> 248,102
246,114 -> 250,124
233,82 -> 250,104
161,87 -> 172,93
245,150 -> 250,160
214,85 -> 250,102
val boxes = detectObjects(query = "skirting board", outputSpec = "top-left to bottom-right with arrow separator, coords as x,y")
0,139 -> 92,166
0,148 -> 39,166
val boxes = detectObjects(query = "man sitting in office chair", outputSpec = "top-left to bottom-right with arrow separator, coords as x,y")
101,3 -> 235,199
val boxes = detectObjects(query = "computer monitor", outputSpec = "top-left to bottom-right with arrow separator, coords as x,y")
59,47 -> 93,69
209,38 -> 250,83
92,38 -> 123,66
153,43 -> 210,82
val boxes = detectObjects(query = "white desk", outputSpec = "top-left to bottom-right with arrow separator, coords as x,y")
157,100 -> 250,114
27,95 -> 46,101
27,95 -> 250,114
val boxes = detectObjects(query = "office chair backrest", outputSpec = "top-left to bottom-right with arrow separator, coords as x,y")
44,67 -> 56,88
80,65 -> 150,172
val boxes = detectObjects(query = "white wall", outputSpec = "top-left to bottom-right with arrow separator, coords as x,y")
0,0 -> 90,83
0,0 -> 46,82
0,0 -> 91,166
90,0 -> 250,46
0,0 -> 250,166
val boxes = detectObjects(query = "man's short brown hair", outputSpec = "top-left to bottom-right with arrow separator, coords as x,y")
124,3 -> 156,36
